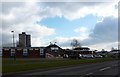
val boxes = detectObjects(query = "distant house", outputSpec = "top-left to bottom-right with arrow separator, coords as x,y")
63,47 -> 95,58
45,44 -> 64,58
97,51 -> 109,58
109,49 -> 120,58
73,47 -> 90,51
110,49 -> 119,54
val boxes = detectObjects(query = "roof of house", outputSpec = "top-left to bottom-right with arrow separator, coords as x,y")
73,47 -> 90,50
46,44 -> 62,49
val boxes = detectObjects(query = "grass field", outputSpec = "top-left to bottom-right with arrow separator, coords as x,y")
2,58 -> 116,73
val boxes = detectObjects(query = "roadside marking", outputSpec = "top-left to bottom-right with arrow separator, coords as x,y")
99,67 -> 111,71
86,73 -> 93,75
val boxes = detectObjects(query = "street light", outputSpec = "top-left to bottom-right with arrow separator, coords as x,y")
11,31 -> 15,47
11,31 -> 16,60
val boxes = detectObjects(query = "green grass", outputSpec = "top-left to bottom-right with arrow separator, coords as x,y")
2,58 -> 116,73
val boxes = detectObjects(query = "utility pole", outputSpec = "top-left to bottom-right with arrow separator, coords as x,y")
11,31 -> 16,60
11,31 -> 15,47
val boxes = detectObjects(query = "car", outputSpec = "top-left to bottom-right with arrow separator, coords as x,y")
94,55 -> 103,58
81,54 -> 94,58
63,54 -> 69,58
78,54 -> 82,59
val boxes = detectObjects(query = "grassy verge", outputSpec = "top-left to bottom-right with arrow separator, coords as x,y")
2,58 -> 116,73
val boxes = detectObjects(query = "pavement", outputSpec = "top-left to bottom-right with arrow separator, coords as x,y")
2,60 -> 120,77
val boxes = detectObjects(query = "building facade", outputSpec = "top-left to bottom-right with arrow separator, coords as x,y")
18,32 -> 31,47
2,47 -> 45,58
2,44 -> 96,59
2,44 -> 64,58
63,47 -> 95,58
45,44 -> 64,58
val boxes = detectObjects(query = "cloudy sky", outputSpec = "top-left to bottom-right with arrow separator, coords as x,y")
1,0 -> 119,51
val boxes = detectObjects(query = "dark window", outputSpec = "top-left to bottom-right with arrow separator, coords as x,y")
23,49 -> 28,56
11,49 -> 15,57
40,48 -> 44,55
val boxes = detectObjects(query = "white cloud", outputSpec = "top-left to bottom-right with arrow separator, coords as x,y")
52,36 -> 89,49
41,2 -> 118,21
74,27 -> 87,33
74,27 -> 89,40
39,7 -> 62,19
89,42 -> 118,51
1,0 -> 119,2
81,16 -> 118,50
2,12 -> 15,21
52,16 -> 118,50
54,36 -> 88,44
1,2 -> 55,47
1,1 -> 119,50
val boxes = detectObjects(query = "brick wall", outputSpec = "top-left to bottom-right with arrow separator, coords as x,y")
28,48 -> 40,58
2,49 -> 11,58
16,49 -> 23,58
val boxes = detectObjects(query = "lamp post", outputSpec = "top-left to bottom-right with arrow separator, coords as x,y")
11,31 -> 16,60
11,31 -> 15,47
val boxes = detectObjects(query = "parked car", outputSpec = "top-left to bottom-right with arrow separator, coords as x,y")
81,54 -> 94,58
94,55 -> 103,58
77,54 -> 82,59
63,54 -> 69,58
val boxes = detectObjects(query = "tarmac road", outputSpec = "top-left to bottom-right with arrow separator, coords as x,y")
24,60 -> 119,75
2,60 -> 120,77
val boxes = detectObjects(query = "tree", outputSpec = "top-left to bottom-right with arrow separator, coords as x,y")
71,39 -> 81,49
111,47 -> 114,51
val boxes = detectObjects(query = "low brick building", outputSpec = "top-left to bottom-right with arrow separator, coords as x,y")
2,47 -> 45,58
2,44 -> 64,58
2,44 -> 95,59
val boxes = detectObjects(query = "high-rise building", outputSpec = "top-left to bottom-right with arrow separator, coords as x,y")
18,32 -> 31,47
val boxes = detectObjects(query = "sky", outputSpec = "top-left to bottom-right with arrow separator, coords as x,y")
0,0 -> 119,51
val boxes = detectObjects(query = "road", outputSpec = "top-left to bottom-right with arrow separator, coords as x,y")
2,60 -> 120,77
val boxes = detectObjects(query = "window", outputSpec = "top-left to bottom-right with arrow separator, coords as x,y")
23,49 -> 28,56
40,48 -> 44,55
17,48 -> 21,50
11,49 -> 15,57
51,47 -> 59,52
4,48 -> 9,50
29,48 -> 33,50
35,48 -> 39,50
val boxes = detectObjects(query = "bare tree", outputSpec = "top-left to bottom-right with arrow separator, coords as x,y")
71,39 -> 81,49
111,47 -> 114,51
